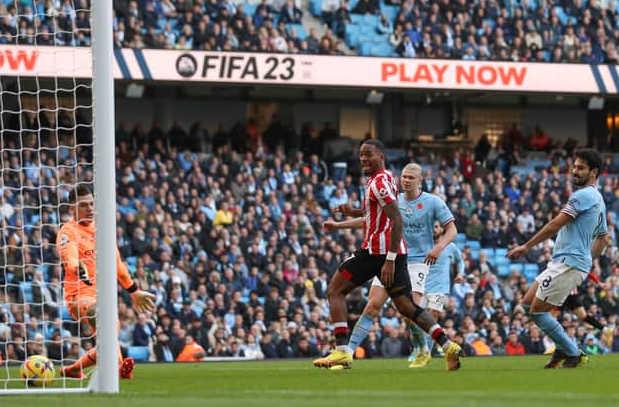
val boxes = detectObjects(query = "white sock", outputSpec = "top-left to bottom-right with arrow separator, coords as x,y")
336,345 -> 353,354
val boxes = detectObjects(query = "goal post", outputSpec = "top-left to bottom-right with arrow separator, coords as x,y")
0,0 -> 117,394
92,0 -> 119,394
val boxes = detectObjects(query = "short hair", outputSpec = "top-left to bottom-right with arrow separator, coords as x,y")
69,184 -> 93,203
361,139 -> 385,153
403,163 -> 422,173
574,148 -> 602,177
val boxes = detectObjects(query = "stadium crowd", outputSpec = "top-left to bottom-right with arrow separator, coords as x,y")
1,113 -> 619,366
2,0 -> 619,61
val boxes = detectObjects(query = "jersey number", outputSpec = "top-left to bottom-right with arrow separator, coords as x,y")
541,276 -> 552,289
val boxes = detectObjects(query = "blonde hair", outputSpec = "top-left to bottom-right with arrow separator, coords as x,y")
403,163 -> 422,173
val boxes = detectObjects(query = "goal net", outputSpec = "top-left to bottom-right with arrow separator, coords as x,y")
0,0 -> 117,394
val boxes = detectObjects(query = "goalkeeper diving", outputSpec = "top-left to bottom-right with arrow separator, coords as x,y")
56,185 -> 156,379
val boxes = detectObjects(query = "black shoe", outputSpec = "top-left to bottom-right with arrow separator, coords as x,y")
562,350 -> 585,368
544,349 -> 566,369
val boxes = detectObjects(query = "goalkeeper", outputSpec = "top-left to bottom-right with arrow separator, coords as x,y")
56,185 -> 156,379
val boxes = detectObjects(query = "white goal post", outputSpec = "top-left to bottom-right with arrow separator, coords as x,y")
0,0 -> 117,394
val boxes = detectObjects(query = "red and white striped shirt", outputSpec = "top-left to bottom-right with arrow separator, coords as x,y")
361,169 -> 407,255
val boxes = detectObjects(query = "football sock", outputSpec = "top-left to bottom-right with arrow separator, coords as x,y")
531,312 -> 579,356
333,322 -> 350,349
348,313 -> 373,352
584,316 -> 604,330
428,324 -> 449,348
69,348 -> 97,371
409,324 -> 427,351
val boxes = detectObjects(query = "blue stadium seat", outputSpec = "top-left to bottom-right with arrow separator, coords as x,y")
498,265 -> 510,278
350,14 -> 364,24
524,263 -> 539,275
128,346 -> 150,362
370,44 -> 391,56
455,241 -> 465,251
480,248 -> 494,258
360,42 -> 372,56
466,240 -> 481,250
371,33 -> 389,43
495,256 -> 510,267
310,0 -> 322,16
471,249 -> 480,260
345,25 -> 361,47
242,3 -> 258,15
19,281 -> 33,303
454,233 -> 467,243
348,0 -> 360,11
363,14 -> 380,25
381,5 -> 399,21
510,264 -> 524,274
286,24 -> 307,40
495,248 -> 508,257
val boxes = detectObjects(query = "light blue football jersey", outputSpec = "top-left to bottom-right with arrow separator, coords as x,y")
426,243 -> 464,294
400,192 -> 454,263
553,185 -> 607,272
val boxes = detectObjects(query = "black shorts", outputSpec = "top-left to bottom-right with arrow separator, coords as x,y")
562,294 -> 582,311
338,249 -> 410,294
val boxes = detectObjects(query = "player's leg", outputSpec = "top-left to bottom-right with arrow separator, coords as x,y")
409,295 -> 444,368
313,252 -> 368,369
530,263 -> 586,368
347,282 -> 388,354
406,263 -> 429,361
62,297 -> 134,378
61,297 -> 97,378
388,257 -> 462,371
567,297 -> 605,331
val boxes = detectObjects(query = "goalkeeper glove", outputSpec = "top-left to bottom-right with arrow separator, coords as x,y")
130,290 -> 156,314
78,260 -> 93,286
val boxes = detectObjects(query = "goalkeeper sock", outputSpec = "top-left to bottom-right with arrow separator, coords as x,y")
348,313 -> 373,351
69,348 -> 97,372
584,315 -> 604,330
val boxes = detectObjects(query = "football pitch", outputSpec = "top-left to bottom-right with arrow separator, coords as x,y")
2,355 -> 619,407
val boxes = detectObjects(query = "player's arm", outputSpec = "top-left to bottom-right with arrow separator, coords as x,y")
507,212 -> 573,258
58,229 -> 92,285
381,201 -> 403,286
116,248 -> 155,313
332,202 -> 363,217
453,245 -> 466,283
425,220 -> 457,265
323,216 -> 364,231
591,234 -> 608,259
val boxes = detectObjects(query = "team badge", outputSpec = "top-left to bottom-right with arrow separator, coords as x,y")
59,233 -> 69,247
406,206 -> 413,214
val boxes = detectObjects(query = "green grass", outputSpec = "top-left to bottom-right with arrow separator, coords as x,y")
2,355 -> 619,407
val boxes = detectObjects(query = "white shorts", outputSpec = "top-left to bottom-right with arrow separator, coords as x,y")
371,262 -> 429,294
420,293 -> 448,312
535,261 -> 586,306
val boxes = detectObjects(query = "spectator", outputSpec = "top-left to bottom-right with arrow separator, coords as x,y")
505,330 -> 526,355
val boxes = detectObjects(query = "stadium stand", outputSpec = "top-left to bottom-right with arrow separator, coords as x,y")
1,0 -> 619,61
1,109 -> 619,363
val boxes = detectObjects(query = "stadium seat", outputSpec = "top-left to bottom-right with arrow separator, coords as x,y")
309,0 -> 322,16
497,265 -> 510,278
510,264 -> 524,274
128,346 -> 150,362
19,281 -> 33,303
242,2 -> 258,15
480,248 -> 494,258
350,14 -> 364,24
466,240 -> 481,250
524,263 -> 539,275
471,249 -> 480,260
494,248 -> 508,258
359,42 -> 372,56
455,233 -> 467,243
286,24 -> 307,40
495,256 -> 510,267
